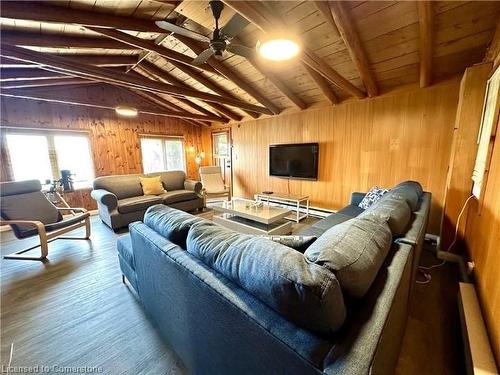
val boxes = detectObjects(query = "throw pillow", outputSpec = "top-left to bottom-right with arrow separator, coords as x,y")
264,235 -> 317,252
358,186 -> 389,209
140,176 -> 166,195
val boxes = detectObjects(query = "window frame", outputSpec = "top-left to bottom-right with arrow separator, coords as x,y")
2,127 -> 96,188
471,66 -> 500,204
139,134 -> 187,174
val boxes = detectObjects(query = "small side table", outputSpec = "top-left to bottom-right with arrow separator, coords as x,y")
254,192 -> 309,223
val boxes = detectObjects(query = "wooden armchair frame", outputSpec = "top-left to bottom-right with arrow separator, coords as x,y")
1,207 -> 91,261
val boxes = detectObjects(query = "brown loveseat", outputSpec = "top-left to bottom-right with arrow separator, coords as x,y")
91,171 -> 203,231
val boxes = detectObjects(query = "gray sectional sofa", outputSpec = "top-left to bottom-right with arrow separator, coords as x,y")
91,171 -> 203,230
116,181 -> 430,375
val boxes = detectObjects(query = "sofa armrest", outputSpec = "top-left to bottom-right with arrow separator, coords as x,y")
350,192 -> 366,206
91,189 -> 118,210
184,179 -> 202,194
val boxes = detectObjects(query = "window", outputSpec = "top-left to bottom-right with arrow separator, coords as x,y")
4,130 -> 95,188
140,136 -> 186,173
472,66 -> 500,199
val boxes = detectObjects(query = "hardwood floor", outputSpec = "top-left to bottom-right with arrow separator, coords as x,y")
1,215 -> 463,374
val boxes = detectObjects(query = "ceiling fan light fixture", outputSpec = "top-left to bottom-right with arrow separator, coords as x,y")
257,36 -> 301,61
115,105 -> 138,117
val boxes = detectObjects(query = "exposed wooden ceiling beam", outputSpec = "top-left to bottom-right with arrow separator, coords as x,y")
0,44 -> 272,115
1,30 -> 137,50
417,1 -> 433,88
0,1 -> 166,33
126,89 -> 210,127
1,77 -> 91,89
0,90 -> 217,124
0,68 -> 66,81
86,27 -> 220,76
138,61 -> 242,122
174,35 -> 281,115
303,65 -> 338,105
313,1 -> 340,38
124,69 -> 225,123
167,59 -> 259,118
247,56 -> 308,110
223,1 -> 365,99
2,55 -> 138,68
327,1 -> 378,97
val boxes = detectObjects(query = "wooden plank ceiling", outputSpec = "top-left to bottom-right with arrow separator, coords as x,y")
1,0 -> 499,126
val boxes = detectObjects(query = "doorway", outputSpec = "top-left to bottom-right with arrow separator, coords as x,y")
211,129 -> 232,193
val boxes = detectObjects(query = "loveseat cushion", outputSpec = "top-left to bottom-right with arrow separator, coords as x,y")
186,221 -> 347,334
93,174 -> 144,200
305,215 -> 392,298
337,205 -> 364,217
148,171 -> 186,191
160,190 -> 199,204
117,195 -> 162,214
360,195 -> 411,236
143,205 -> 204,249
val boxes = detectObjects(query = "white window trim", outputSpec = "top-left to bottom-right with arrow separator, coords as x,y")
2,127 -> 95,189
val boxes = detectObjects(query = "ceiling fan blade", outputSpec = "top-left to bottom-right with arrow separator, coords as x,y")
220,13 -> 250,38
155,20 -> 210,43
227,44 -> 255,59
193,48 -> 215,65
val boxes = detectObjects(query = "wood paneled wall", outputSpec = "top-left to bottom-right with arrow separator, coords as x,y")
205,79 -> 460,234
441,64 -> 491,250
0,89 -> 204,210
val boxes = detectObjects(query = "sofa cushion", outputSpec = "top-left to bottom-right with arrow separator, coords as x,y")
264,235 -> 317,252
361,195 -> 411,236
313,213 -> 353,232
305,215 -> 392,298
143,205 -> 204,249
337,205 -> 365,217
140,176 -> 166,195
391,181 -> 423,211
160,190 -> 199,205
117,234 -> 135,270
117,195 -> 162,214
186,221 -> 346,334
93,174 -> 143,199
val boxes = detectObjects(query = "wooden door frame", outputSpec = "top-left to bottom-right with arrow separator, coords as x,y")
211,127 -> 233,195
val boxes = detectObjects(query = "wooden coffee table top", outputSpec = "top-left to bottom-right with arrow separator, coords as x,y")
212,198 -> 291,225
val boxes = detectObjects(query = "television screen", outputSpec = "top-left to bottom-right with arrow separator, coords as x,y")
269,143 -> 319,180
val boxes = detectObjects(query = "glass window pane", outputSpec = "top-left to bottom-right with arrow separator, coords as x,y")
165,139 -> 185,171
141,138 -> 165,173
213,133 -> 228,156
6,134 -> 53,183
54,135 -> 94,187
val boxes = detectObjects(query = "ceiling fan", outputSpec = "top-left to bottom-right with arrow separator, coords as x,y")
155,0 -> 254,65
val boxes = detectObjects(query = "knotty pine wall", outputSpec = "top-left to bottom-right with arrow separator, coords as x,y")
204,78 -> 461,234
0,96 -> 204,210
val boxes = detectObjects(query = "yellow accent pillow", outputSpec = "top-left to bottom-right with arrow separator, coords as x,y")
140,176 -> 166,195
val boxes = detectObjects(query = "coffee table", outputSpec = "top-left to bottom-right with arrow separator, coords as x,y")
212,198 -> 293,235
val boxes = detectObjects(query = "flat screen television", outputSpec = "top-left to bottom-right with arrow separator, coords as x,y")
269,143 -> 319,180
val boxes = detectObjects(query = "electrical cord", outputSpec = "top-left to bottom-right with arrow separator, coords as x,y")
416,194 -> 475,284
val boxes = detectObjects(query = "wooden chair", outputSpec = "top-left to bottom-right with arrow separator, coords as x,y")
0,180 -> 91,261
199,166 -> 231,202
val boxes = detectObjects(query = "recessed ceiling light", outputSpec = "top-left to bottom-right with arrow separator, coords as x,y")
257,36 -> 301,61
115,106 -> 138,117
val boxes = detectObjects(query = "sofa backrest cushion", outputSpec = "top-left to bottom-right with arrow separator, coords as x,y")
93,174 -> 143,200
305,215 -> 392,298
147,171 -> 186,192
144,204 -> 204,249
186,221 -> 347,334
360,195 -> 411,236
391,181 -> 424,211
